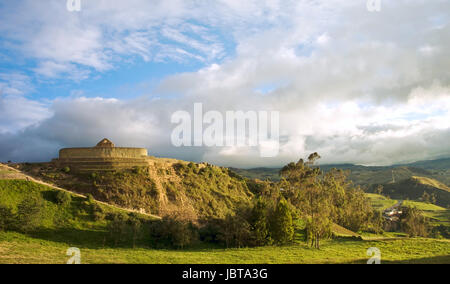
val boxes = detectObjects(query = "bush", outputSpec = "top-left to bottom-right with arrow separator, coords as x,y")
92,204 -> 105,221
16,195 -> 43,233
107,213 -> 130,246
62,166 -> 70,173
86,194 -> 95,204
55,191 -> 72,206
217,213 -> 251,248
431,225 -> 449,239
0,205 -> 14,231
149,215 -> 198,249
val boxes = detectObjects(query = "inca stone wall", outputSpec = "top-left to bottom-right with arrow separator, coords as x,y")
59,147 -> 148,159
53,139 -> 150,172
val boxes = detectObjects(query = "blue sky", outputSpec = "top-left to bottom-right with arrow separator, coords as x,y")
0,0 -> 449,167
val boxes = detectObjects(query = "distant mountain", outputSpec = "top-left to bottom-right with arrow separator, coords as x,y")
394,158 -> 450,170
231,158 -> 450,182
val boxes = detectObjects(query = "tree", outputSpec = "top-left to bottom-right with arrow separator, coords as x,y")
279,153 -> 374,248
150,214 -> 198,249
369,210 -> 385,234
400,206 -> 429,237
431,193 -> 437,205
55,191 -> 72,206
128,214 -> 142,248
421,191 -> 431,203
376,185 -> 383,195
270,199 -> 294,245
248,198 -> 272,246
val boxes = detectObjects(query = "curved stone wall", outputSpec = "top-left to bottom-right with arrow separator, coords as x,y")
59,147 -> 148,159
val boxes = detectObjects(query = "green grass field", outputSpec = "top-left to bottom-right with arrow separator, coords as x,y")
366,193 -> 397,210
403,200 -> 450,226
0,231 -> 449,264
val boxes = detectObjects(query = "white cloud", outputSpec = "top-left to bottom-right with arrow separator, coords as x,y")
0,0 -> 449,167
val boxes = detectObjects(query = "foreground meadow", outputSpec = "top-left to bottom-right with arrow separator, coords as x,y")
0,231 -> 448,264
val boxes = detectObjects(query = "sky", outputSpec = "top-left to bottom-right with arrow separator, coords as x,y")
0,0 -> 449,168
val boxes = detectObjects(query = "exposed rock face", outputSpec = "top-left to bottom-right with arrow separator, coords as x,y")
52,139 -> 149,172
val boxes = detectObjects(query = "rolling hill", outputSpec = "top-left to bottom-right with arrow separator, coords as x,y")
379,176 -> 450,208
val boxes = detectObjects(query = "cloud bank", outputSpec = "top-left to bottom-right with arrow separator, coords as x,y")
0,0 -> 449,167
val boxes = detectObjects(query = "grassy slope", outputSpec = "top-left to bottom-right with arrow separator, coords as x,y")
0,179 -> 156,247
17,161 -> 253,220
382,177 -> 450,208
367,193 -> 450,228
403,200 -> 450,226
366,193 -> 397,211
411,176 -> 450,192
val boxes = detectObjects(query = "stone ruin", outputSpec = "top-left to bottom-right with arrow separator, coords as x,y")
52,138 -> 150,172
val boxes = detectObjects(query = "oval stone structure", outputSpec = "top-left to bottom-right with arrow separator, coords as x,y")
53,138 -> 150,172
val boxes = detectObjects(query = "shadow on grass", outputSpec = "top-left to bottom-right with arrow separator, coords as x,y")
381,255 -> 450,264
345,255 -> 450,264
29,227 -> 109,249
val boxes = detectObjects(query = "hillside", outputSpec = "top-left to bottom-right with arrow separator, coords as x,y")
0,178 -> 157,247
379,176 -> 450,208
367,193 -> 450,228
13,159 -> 253,221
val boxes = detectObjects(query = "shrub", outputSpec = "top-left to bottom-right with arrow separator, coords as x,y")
149,215 -> 198,249
86,194 -> 95,204
62,166 -> 70,173
55,191 -> 72,206
107,212 -> 130,246
16,195 -> 43,233
128,214 -> 143,248
217,213 -> 251,248
92,204 -> 105,221
0,205 -> 14,231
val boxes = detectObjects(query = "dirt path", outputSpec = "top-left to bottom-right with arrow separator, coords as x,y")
0,163 -> 161,219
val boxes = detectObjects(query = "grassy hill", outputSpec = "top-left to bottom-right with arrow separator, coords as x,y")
0,179 -> 156,247
1,164 -> 449,264
366,193 -> 450,230
380,177 -> 450,208
366,193 -> 398,211
16,160 -> 253,221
